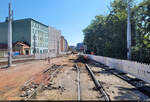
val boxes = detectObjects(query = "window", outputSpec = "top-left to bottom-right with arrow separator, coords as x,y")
32,29 -> 34,33
32,42 -> 34,46
35,42 -> 37,47
35,36 -> 37,40
40,50 -> 42,54
32,23 -> 34,27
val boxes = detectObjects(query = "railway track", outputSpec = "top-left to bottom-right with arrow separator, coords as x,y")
85,64 -> 110,101
75,64 -> 81,101
75,63 -> 110,101
86,60 -> 149,100
19,55 -> 148,101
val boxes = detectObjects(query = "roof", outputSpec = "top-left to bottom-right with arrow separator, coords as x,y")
0,18 -> 48,27
14,42 -> 30,48
0,42 -> 30,49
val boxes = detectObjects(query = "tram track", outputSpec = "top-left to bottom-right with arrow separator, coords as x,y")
85,64 -> 110,101
75,63 -> 109,101
86,60 -> 149,101
17,55 -> 149,101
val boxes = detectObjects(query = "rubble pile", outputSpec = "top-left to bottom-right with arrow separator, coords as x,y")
20,64 -> 62,99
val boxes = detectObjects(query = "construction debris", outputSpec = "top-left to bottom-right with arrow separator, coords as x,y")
20,64 -> 63,99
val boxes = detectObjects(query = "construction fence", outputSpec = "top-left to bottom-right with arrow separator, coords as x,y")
35,53 -> 57,60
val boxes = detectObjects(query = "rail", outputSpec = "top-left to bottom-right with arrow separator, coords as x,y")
85,64 -> 110,101
82,54 -> 150,84
75,64 -> 80,101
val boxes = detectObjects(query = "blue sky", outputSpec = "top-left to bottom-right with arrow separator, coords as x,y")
0,0 -> 143,46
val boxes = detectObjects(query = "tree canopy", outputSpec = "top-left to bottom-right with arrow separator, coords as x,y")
83,0 -> 150,63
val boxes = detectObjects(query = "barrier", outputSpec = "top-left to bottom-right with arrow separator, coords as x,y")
35,53 -> 57,60
86,54 -> 150,84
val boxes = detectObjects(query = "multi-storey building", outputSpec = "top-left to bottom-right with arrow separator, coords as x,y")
60,36 -> 65,52
0,18 -> 49,55
64,39 -> 68,52
48,26 -> 61,55
60,36 -> 69,52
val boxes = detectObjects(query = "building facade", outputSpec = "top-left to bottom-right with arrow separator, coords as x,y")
64,39 -> 68,52
0,18 -> 49,55
60,36 -> 69,52
48,26 -> 61,55
60,36 -> 65,52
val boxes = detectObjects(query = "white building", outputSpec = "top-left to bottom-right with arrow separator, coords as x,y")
48,26 -> 61,55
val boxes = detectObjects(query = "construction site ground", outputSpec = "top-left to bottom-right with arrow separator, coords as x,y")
0,56 -> 68,100
0,54 -> 149,101
35,56 -> 101,101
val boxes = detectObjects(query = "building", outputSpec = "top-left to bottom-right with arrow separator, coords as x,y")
48,26 -> 61,55
69,46 -> 76,51
0,44 -> 8,57
0,18 -> 49,55
76,43 -> 85,52
13,41 -> 30,55
60,36 -> 65,52
64,39 -> 68,52
60,36 -> 69,52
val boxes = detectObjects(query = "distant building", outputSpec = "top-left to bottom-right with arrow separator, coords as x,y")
48,27 -> 61,55
69,46 -> 76,50
76,43 -> 85,52
61,36 -> 65,52
0,18 -> 49,55
13,41 -> 30,55
64,39 -> 68,52
60,36 -> 69,52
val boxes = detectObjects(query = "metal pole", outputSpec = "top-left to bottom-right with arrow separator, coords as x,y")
127,3 -> 131,60
57,39 -> 59,55
8,3 -> 12,67
34,34 -> 36,56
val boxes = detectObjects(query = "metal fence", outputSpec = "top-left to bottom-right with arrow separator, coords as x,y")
86,54 -> 150,84
0,49 -> 8,58
35,52 -> 57,60
34,52 -> 71,60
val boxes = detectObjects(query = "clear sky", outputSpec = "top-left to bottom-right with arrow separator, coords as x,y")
0,0 -> 143,46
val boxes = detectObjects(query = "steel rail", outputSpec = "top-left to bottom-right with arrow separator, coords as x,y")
75,64 -> 81,101
25,65 -> 63,100
85,64 -> 110,101
48,65 -> 63,81
90,60 -> 150,98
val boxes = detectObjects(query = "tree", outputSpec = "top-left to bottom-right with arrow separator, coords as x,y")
83,0 -> 150,63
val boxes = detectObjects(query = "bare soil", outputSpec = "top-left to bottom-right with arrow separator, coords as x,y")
0,56 -> 68,100
35,55 -> 102,100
